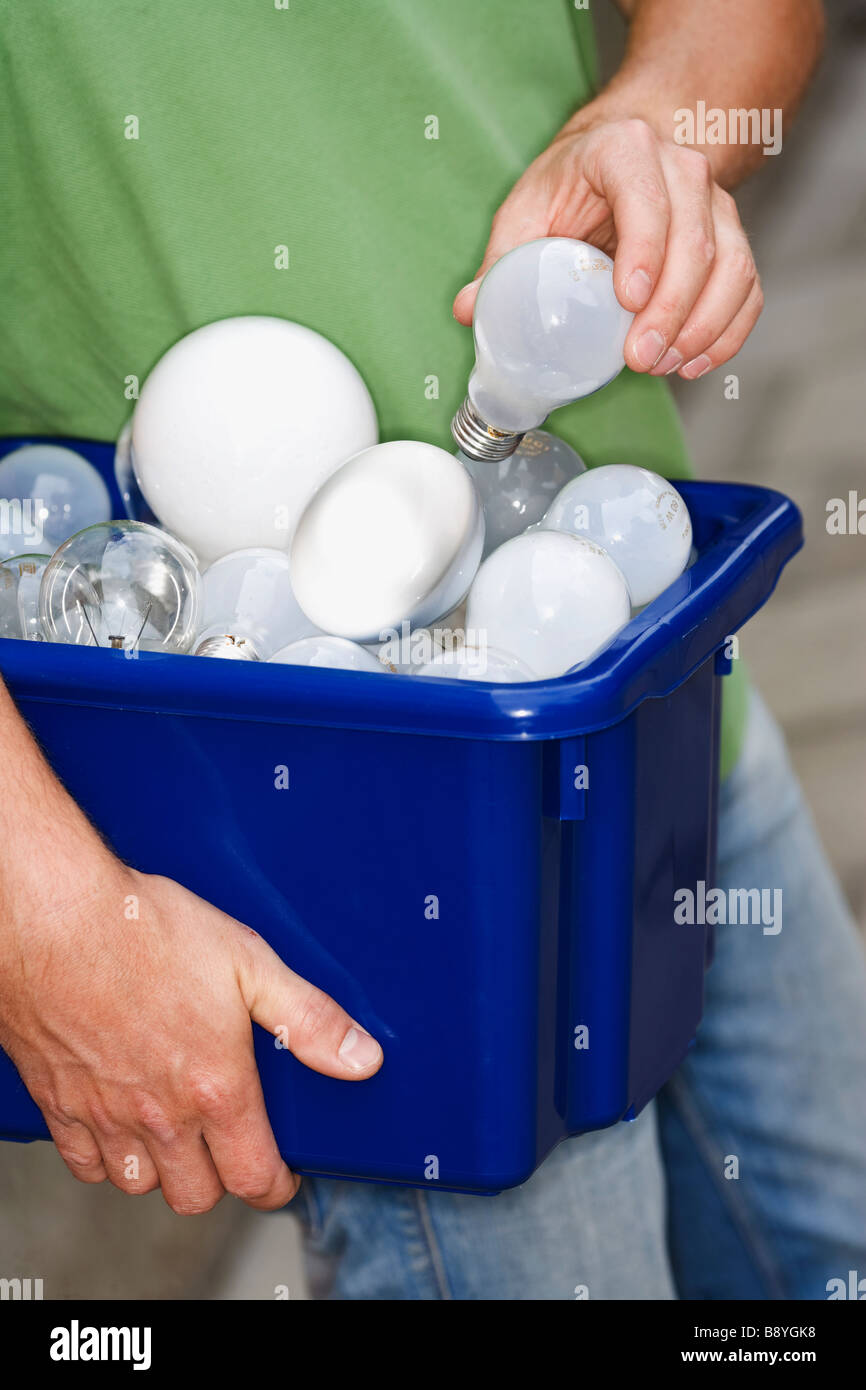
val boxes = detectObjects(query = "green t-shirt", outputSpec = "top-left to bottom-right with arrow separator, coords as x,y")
0,0 -> 746,771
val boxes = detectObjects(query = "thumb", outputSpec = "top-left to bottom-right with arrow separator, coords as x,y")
453,194 -> 551,325
233,926 -> 383,1080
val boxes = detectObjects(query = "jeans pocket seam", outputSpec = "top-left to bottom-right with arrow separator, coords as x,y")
664,1070 -> 789,1299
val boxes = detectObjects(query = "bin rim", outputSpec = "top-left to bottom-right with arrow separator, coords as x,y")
0,438 -> 803,743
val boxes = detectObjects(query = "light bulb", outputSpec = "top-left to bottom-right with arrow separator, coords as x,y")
39,521 -> 201,653
466,529 -> 630,679
195,634 -> 260,660
0,554 -> 51,640
290,441 -> 484,642
369,622 -> 449,674
458,428 -> 586,556
194,548 -> 318,661
131,316 -> 378,564
451,238 -> 633,462
269,635 -> 385,673
415,645 -> 535,682
0,443 -> 112,560
114,419 -> 159,525
542,464 -> 692,607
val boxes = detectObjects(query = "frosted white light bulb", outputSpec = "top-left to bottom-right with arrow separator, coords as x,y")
131,316 -> 378,564
466,529 -> 630,679
416,645 -> 535,683
369,623 -> 447,674
39,521 -> 201,653
452,238 -> 633,463
269,635 -> 385,673
542,464 -> 692,607
291,441 -> 484,643
0,444 -> 112,560
194,548 -> 317,661
458,429 -> 587,556
0,554 -> 52,640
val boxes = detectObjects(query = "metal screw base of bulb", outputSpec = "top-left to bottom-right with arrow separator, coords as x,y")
451,397 -> 523,463
194,633 -> 261,660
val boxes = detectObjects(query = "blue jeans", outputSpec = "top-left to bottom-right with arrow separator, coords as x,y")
297,692 -> 866,1299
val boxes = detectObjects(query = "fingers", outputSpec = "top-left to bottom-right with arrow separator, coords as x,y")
624,145 -> 716,372
96,1137 -> 163,1197
677,277 -> 764,379
198,1063 -> 299,1212
452,117 -> 761,378
452,115 -> 673,326
120,1096 -> 224,1214
46,1113 -> 108,1185
47,1105 -> 166,1200
583,119 -> 671,316
233,925 -> 384,1081
658,187 -> 760,377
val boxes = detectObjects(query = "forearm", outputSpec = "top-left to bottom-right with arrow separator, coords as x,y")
578,0 -> 825,185
0,678 -> 115,931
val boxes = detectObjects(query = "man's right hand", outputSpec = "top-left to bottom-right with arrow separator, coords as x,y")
0,854 -> 382,1214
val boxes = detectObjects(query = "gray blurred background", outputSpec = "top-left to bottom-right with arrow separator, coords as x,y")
1,0 -> 863,1301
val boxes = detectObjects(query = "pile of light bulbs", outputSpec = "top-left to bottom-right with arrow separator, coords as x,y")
0,238 -> 693,682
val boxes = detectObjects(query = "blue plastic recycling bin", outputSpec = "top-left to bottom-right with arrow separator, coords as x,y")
0,437 -> 802,1193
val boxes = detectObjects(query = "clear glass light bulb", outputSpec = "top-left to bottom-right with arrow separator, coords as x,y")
541,464 -> 692,607
0,443 -> 112,561
0,554 -> 52,640
291,441 -> 484,642
269,635 -> 385,672
39,521 -> 201,653
415,645 -> 535,683
194,548 -> 318,660
466,529 -> 631,679
458,429 -> 586,557
114,419 -> 159,525
451,238 -> 633,463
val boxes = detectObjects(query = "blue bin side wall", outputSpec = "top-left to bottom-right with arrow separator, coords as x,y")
554,661 -> 718,1135
0,675 -> 720,1186
561,718 -> 637,1132
626,661 -> 717,1112
2,699 -> 553,1191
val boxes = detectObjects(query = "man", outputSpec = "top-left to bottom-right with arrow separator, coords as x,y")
2,0 -> 864,1298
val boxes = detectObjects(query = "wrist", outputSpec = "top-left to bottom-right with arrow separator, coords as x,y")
0,819 -> 125,950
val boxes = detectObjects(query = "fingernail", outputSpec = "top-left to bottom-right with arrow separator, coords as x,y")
624,269 -> 653,309
680,353 -> 712,379
655,348 -> 684,376
338,1025 -> 383,1071
634,329 -> 666,369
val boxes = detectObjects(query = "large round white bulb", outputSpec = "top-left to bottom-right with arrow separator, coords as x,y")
467,238 -> 633,437
131,316 -> 378,564
291,441 -> 484,643
0,444 -> 111,560
542,464 -> 692,606
466,529 -> 630,679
